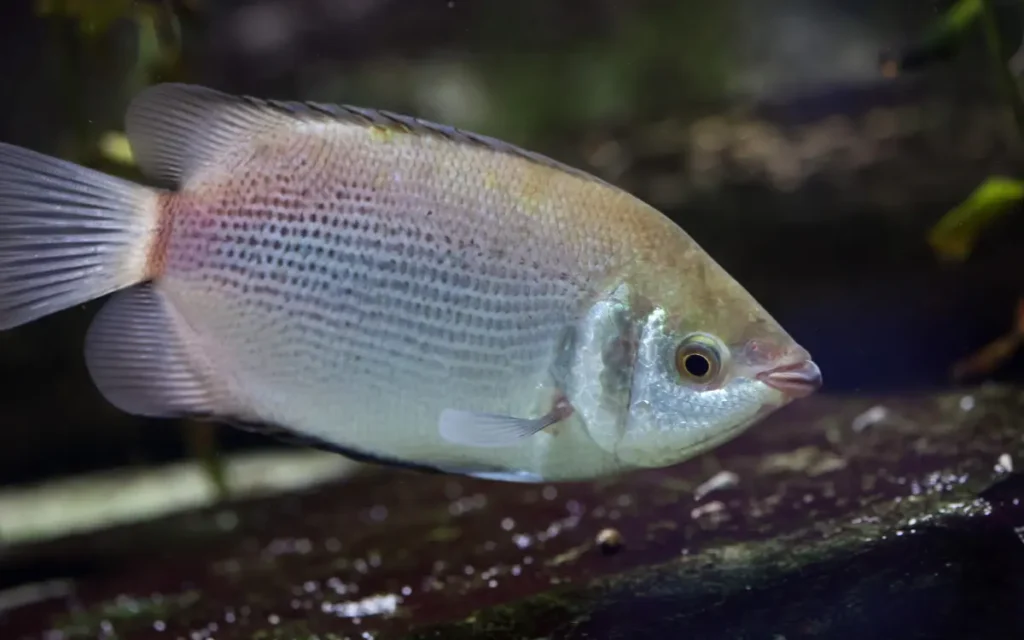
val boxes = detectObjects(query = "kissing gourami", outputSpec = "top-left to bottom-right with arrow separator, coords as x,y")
0,84 -> 821,482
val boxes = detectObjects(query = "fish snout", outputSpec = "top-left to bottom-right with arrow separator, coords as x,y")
755,358 -> 822,399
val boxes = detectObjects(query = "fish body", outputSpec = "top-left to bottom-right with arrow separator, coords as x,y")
0,84 -> 821,482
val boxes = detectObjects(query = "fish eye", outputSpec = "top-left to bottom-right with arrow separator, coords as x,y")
674,334 -> 723,384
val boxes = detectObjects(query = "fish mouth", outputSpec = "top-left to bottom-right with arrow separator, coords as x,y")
756,359 -> 822,398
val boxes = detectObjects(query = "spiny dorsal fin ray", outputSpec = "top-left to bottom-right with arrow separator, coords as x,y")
125,83 -> 611,189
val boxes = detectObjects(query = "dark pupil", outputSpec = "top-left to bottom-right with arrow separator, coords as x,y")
684,353 -> 711,378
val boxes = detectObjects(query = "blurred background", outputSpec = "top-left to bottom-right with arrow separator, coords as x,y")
0,0 -> 1022,541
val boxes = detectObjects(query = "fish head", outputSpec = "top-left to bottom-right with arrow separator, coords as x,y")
572,248 -> 821,470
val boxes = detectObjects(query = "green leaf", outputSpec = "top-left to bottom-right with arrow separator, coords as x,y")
924,0 -> 983,43
881,0 -> 984,76
97,131 -> 134,165
35,0 -> 137,38
928,176 -> 1024,262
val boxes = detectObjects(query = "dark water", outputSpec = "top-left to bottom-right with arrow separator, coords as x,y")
0,1 -> 1023,638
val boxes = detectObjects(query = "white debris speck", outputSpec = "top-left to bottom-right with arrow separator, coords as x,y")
694,470 -> 739,501
324,593 -> 400,619
959,395 -> 975,412
691,501 -> 725,519
852,405 -> 888,432
996,453 -> 1014,474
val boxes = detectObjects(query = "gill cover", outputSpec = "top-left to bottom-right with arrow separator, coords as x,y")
557,283 -> 640,456
617,308 -> 768,468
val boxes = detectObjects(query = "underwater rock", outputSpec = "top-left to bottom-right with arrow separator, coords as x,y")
2,385 -> 1024,639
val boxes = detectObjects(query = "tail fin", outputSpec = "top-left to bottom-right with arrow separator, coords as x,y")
0,142 -> 162,330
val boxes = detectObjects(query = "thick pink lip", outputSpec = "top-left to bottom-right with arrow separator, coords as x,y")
756,359 -> 822,398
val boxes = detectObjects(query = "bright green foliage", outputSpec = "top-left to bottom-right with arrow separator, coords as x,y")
928,176 -> 1024,261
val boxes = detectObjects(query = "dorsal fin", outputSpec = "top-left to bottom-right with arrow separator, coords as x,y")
125,84 -> 285,187
124,83 -> 611,189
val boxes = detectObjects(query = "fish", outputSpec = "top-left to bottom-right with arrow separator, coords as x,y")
0,83 -> 822,483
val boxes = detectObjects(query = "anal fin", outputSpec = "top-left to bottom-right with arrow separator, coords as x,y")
462,470 -> 545,483
225,417 -> 543,481
224,417 -> 451,475
83,283 -> 224,418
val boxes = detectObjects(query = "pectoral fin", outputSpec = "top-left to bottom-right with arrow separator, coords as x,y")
438,410 -> 554,447
438,398 -> 573,448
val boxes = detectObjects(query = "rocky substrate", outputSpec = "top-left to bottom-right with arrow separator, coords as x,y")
2,386 -> 1023,639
